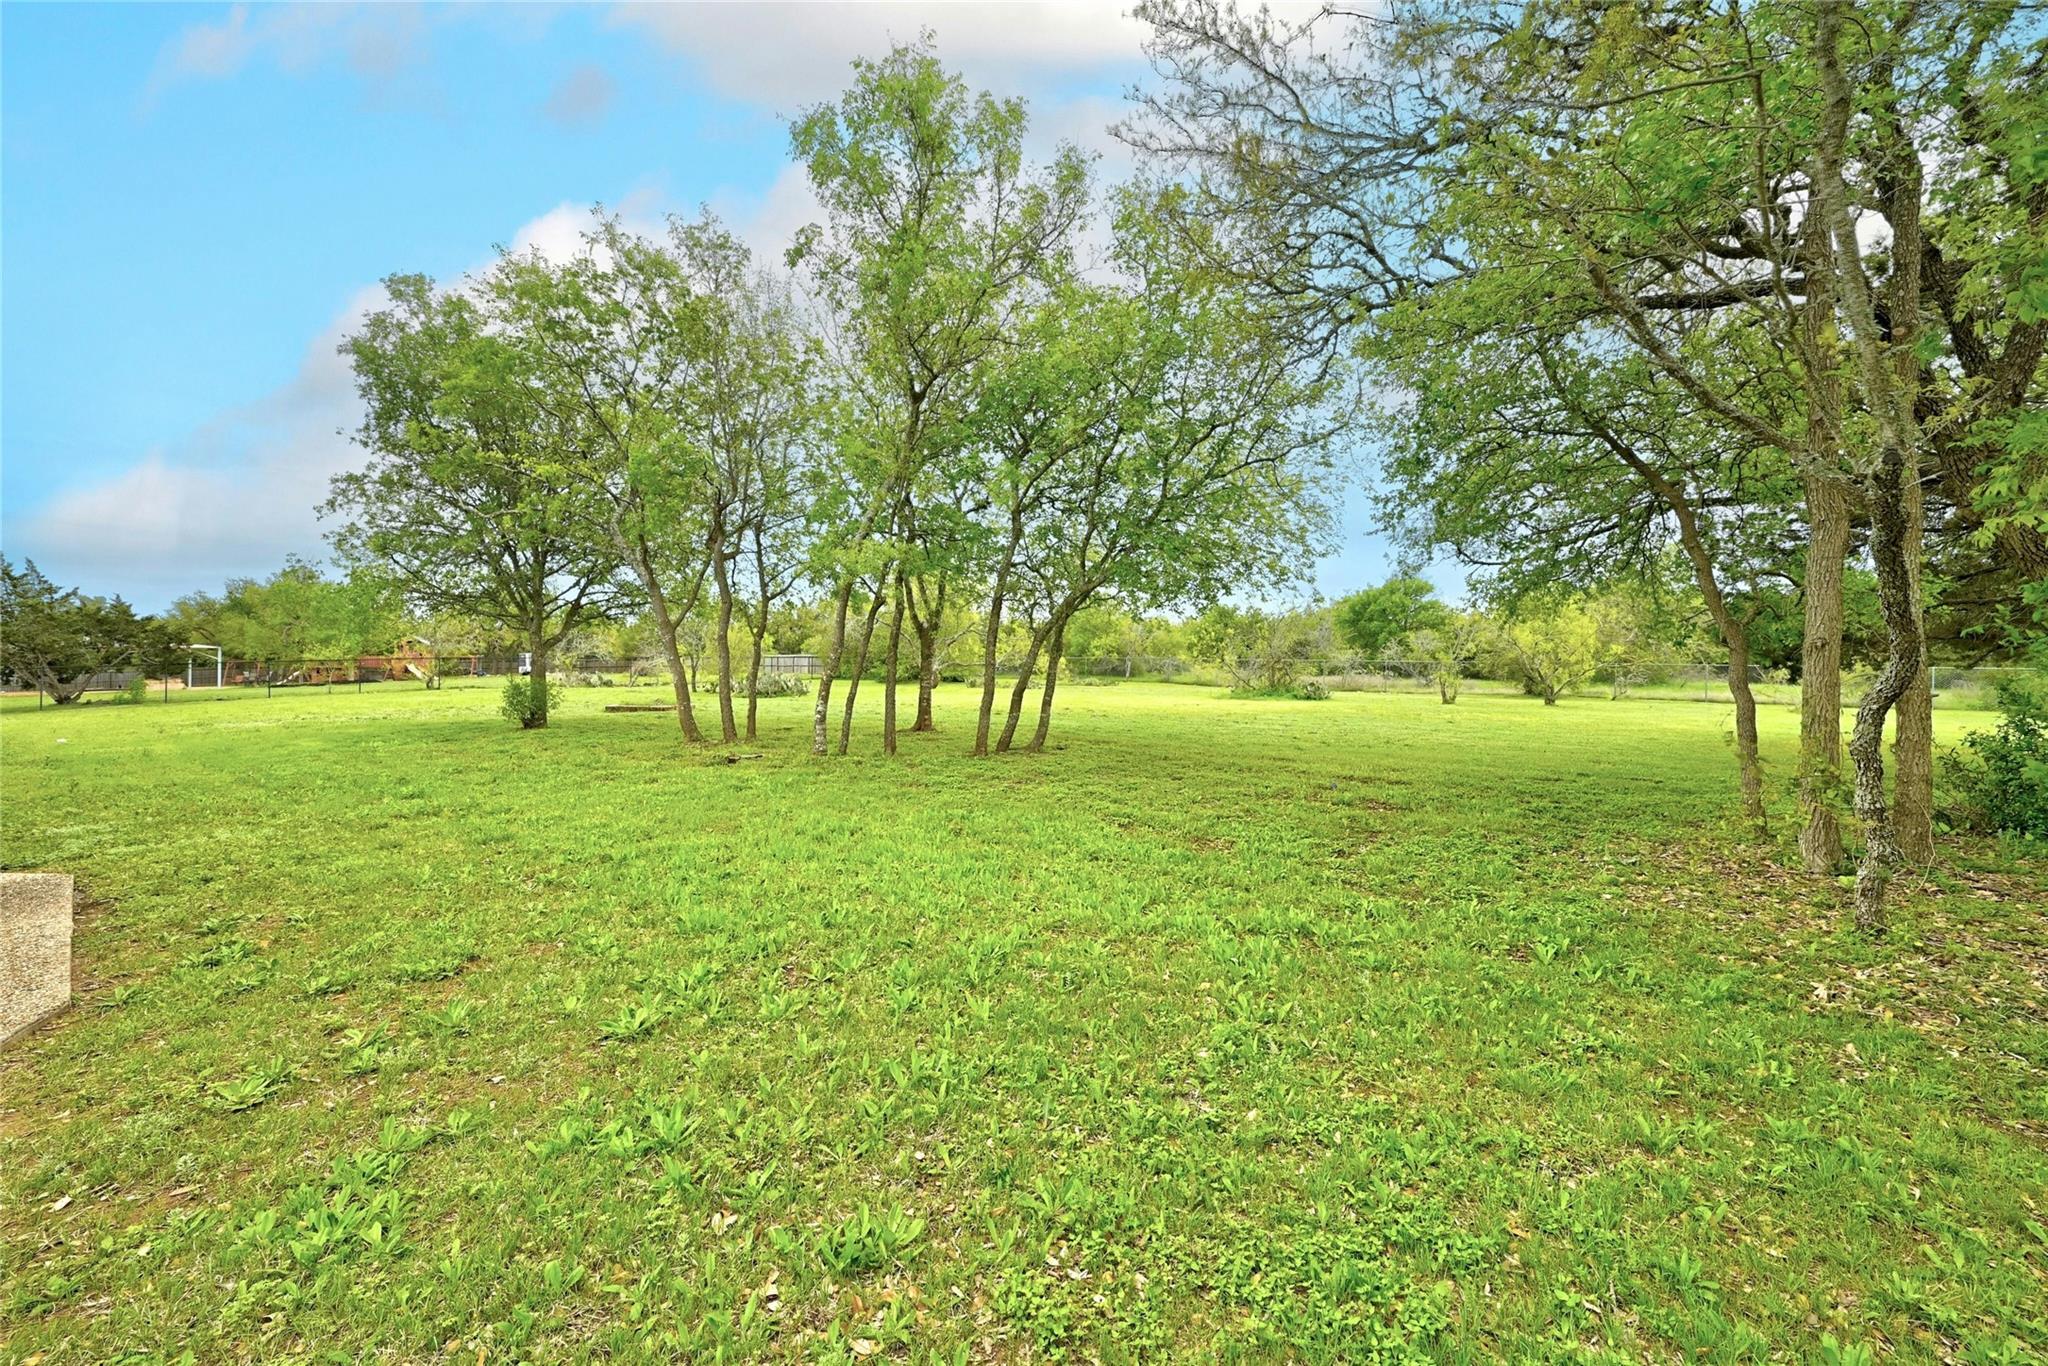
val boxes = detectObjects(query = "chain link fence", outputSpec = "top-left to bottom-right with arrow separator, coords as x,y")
9,648 -> 2036,712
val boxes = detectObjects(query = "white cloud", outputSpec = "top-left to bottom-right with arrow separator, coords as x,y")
14,285 -> 383,605
8,191 -> 665,608
4,157 -> 856,608
608,2 -> 1150,114
709,161 -> 823,268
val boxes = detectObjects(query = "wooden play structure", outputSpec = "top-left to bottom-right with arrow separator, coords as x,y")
356,637 -> 478,686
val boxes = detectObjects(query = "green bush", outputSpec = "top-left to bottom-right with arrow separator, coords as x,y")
499,675 -> 561,729
122,676 -> 151,704
692,672 -> 812,698
1226,679 -> 1331,701
1941,678 -> 2047,837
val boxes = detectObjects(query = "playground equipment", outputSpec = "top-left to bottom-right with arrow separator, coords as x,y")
354,638 -> 479,687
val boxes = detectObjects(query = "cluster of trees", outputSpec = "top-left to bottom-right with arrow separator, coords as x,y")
1134,0 -> 2045,927
165,559 -> 409,667
1161,573 -> 1766,705
324,43 -> 1347,750
0,558 -> 180,704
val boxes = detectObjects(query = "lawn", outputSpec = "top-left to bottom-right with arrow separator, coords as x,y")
1,681 -> 2043,1363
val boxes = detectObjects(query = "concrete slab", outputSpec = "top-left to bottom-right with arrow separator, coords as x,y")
2,872 -> 73,1045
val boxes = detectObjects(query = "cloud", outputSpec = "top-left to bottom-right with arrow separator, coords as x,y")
607,1 -> 1151,115
8,190 -> 659,609
14,285 -> 383,606
543,63 -> 617,128
142,3 -> 435,109
10,185 -> 731,608
709,161 -> 822,267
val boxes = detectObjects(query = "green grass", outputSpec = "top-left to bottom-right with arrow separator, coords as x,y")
2,682 -> 2043,1363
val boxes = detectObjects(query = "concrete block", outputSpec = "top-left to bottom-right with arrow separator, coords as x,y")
2,872 -> 73,1045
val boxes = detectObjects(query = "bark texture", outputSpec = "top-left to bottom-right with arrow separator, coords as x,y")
810,576 -> 857,756
882,582 -> 906,756
710,536 -> 738,745
1799,479 -> 1850,872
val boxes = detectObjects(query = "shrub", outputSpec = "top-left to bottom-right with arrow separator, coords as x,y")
123,676 -> 151,704
1941,678 -> 2047,837
499,675 -> 561,729
1226,679 -> 1330,701
1498,605 -> 1600,704
692,672 -> 812,698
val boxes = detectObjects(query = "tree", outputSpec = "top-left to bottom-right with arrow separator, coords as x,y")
962,282 -> 1133,752
669,224 -> 817,744
1402,611 -> 1487,704
984,186 -> 1347,753
1495,602 -> 1600,707
790,39 -> 1089,756
1586,581 -> 1690,701
737,451 -> 812,740
1062,602 -> 1145,677
329,274 -> 630,728
1332,577 -> 1448,661
1188,603 -> 1332,691
0,558 -> 177,703
492,212 -> 809,746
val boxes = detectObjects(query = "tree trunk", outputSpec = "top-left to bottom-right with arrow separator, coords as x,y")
995,626 -> 1046,754
1894,467 -> 1935,863
525,636 -> 551,729
1849,468 -> 1924,933
1672,518 -> 1766,835
1814,0 -> 1927,931
1535,337 -> 1767,834
639,563 -> 703,744
914,627 -> 940,731
909,574 -> 945,733
710,539 -> 738,745
811,576 -> 857,756
882,578 -> 906,756
838,581 -> 888,757
1799,478 -> 1850,873
1723,636 -> 1767,836
809,492 -> 890,756
1023,616 -> 1068,753
745,610 -> 767,743
974,549 -> 1018,756
606,513 -> 707,745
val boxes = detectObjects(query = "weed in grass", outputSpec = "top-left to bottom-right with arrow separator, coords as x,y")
206,1057 -> 293,1111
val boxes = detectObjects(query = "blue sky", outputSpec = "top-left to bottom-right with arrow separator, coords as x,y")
2,2 -> 1410,610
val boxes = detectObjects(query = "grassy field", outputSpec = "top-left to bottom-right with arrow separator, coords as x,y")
2,681 -> 2043,1363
